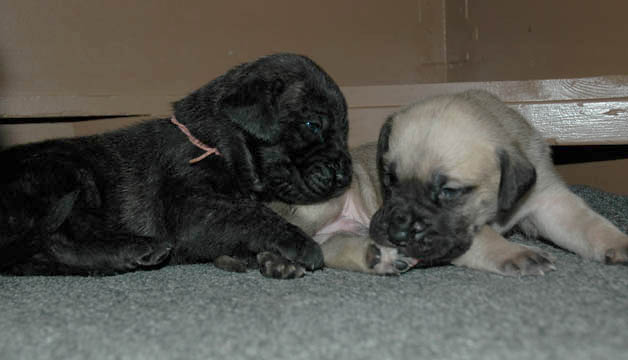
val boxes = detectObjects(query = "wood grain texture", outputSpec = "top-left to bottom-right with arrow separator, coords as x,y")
4,75 -> 627,115
2,76 -> 628,146
349,100 -> 628,146
345,76 -> 628,145
514,102 -> 628,144
342,75 -> 628,108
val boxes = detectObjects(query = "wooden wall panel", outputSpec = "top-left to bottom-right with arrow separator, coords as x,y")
345,76 -> 628,146
0,0 -> 425,99
0,0 -> 452,118
445,0 -> 628,82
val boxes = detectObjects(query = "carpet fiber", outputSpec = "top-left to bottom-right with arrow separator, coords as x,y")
1,185 -> 627,360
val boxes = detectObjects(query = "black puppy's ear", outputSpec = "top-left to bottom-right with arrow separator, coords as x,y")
377,116 -> 395,200
497,148 -> 536,218
221,78 -> 285,144
43,190 -> 79,233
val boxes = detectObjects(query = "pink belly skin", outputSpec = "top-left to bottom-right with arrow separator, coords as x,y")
313,191 -> 372,244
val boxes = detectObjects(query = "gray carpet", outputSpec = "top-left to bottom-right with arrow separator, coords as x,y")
1,185 -> 627,360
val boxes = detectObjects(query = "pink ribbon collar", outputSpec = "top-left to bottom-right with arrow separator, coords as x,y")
170,115 -> 221,164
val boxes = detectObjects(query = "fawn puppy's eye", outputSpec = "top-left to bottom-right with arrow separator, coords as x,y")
438,187 -> 461,200
436,186 -> 474,203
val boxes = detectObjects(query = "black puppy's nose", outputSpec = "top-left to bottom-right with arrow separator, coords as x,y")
332,157 -> 352,189
389,230 -> 409,246
412,221 -> 427,241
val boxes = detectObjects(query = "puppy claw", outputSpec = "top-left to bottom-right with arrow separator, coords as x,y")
276,237 -> 324,272
604,247 -> 628,265
394,259 -> 411,272
498,249 -> 556,276
367,244 -> 418,275
134,243 -> 172,267
257,252 -> 306,279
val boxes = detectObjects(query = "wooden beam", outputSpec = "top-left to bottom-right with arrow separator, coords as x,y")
342,75 -> 628,107
2,76 -> 628,145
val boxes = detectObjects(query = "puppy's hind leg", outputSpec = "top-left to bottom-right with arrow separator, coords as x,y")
4,232 -> 172,276
0,190 -> 78,272
525,186 -> 628,264
3,209 -> 173,276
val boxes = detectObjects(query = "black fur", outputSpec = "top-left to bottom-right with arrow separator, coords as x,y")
0,53 -> 352,277
376,116 -> 395,201
496,148 -> 536,221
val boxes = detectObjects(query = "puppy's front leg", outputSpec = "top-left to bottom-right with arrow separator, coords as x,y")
320,232 -> 416,275
526,186 -> 628,264
452,226 -> 556,276
170,197 -> 324,279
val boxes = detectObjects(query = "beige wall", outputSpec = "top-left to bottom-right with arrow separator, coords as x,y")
0,0 -> 430,100
445,0 -> 628,82
2,1 -> 628,100
1,1 -> 627,192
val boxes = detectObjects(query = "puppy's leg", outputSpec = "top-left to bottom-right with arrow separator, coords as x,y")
170,197 -> 324,279
321,233 -> 417,275
452,226 -> 556,276
525,186 -> 628,264
4,231 -> 172,276
1,188 -> 171,275
256,252 -> 306,279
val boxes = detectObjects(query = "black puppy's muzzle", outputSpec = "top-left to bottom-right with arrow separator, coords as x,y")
303,153 -> 352,199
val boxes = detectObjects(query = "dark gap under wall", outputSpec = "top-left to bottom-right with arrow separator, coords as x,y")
552,145 -> 628,165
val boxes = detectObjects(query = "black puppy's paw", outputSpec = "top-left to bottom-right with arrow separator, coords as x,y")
274,236 -> 324,272
128,240 -> 172,269
257,252 -> 306,279
295,240 -> 325,271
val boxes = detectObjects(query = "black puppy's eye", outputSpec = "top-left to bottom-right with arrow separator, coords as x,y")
305,120 -> 322,134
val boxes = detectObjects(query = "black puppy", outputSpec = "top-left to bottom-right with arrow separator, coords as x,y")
0,53 -> 352,278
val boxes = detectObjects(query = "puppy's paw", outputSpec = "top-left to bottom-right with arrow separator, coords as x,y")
257,252 -> 306,279
593,233 -> 628,265
295,240 -> 325,271
132,241 -> 172,268
274,235 -> 324,272
604,246 -> 628,265
366,244 -> 418,275
498,247 -> 556,276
